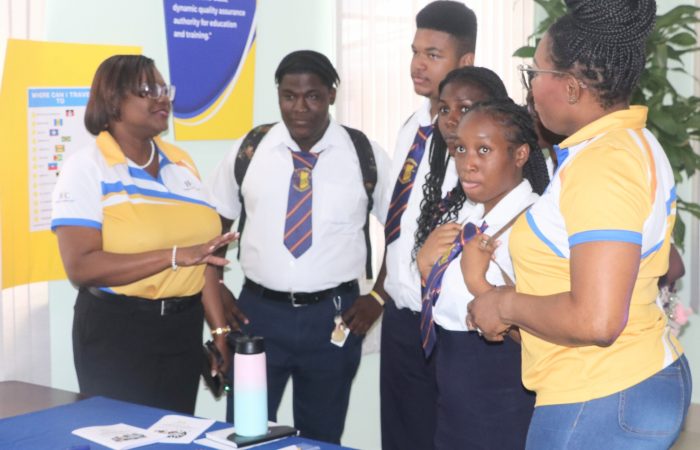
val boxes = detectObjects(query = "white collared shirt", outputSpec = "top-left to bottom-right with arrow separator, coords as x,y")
433,180 -> 538,331
383,101 -> 474,312
207,119 -> 390,292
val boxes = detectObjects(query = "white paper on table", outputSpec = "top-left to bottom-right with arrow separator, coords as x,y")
204,427 -> 237,447
72,423 -> 161,450
203,424 -> 287,449
148,414 -> 215,444
194,435 -> 275,449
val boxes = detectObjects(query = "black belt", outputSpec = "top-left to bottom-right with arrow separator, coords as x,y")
243,278 -> 357,306
85,287 -> 201,316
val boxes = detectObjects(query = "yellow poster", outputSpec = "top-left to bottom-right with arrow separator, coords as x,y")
0,39 -> 140,289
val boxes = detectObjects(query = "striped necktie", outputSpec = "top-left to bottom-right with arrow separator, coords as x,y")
420,221 -> 488,357
284,149 -> 319,258
385,124 -> 434,245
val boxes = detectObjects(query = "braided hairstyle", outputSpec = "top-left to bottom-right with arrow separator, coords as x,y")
413,67 -> 509,258
466,99 -> 551,196
547,0 -> 656,108
274,50 -> 340,89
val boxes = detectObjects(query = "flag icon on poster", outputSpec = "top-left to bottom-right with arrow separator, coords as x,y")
55,145 -> 65,152
49,129 -> 58,136
61,136 -> 71,142
53,118 -> 63,126
48,162 -> 58,171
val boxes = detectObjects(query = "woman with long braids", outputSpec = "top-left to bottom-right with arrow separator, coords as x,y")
417,98 -> 549,449
467,0 -> 691,448
413,66 -> 509,259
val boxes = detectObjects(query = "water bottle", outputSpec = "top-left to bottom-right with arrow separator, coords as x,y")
233,335 -> 268,436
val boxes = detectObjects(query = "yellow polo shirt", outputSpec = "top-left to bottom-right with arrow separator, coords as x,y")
51,131 -> 220,299
511,106 -> 682,406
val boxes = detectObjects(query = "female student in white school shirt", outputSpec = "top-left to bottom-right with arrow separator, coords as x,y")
416,98 -> 550,449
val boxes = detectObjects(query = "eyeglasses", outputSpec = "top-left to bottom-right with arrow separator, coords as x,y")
137,83 -> 176,101
517,64 -> 583,91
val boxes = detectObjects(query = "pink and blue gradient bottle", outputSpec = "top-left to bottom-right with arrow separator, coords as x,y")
233,335 -> 268,437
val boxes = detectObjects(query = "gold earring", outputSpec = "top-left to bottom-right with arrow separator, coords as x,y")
568,96 -> 578,104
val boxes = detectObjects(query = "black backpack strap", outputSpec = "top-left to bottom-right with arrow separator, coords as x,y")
233,123 -> 276,258
343,125 -> 377,279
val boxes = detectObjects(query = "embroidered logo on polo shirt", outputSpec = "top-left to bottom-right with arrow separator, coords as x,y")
56,191 -> 72,202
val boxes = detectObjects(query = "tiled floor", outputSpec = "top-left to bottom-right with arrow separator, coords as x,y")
674,405 -> 700,449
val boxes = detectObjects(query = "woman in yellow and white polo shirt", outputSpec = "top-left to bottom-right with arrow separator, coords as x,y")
51,55 -> 236,414
466,0 -> 691,448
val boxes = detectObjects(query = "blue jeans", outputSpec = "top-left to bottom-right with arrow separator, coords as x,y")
526,355 -> 692,450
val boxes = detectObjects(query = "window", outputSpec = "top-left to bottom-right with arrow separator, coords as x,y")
336,0 -> 534,157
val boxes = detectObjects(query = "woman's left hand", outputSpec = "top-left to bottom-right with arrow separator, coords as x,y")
467,286 -> 513,341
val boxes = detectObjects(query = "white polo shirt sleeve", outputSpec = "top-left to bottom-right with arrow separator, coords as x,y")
51,149 -> 103,230
206,139 -> 244,221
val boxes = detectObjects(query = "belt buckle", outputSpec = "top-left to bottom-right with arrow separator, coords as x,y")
289,292 -> 303,308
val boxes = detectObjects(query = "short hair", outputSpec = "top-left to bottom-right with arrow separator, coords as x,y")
547,0 -> 656,108
274,50 -> 340,89
416,0 -> 477,54
84,54 -> 158,136
439,66 -> 508,100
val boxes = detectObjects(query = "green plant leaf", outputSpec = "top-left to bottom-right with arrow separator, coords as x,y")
670,32 -> 697,46
656,5 -> 700,29
673,215 -> 686,250
512,46 -> 535,58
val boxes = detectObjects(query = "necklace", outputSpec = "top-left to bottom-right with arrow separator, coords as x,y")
130,140 -> 156,169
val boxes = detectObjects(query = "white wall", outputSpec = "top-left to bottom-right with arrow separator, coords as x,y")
42,1 -> 381,449
15,2 -> 700,450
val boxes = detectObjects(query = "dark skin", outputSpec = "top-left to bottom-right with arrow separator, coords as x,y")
417,111 -> 528,294
55,68 -> 236,374
467,33 -> 640,345
411,28 -> 474,116
218,71 -> 385,336
375,30 -> 475,314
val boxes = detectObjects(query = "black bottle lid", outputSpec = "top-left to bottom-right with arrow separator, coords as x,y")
235,335 -> 265,355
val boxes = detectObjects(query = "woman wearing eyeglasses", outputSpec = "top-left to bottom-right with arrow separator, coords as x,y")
466,0 -> 691,448
51,54 -> 236,414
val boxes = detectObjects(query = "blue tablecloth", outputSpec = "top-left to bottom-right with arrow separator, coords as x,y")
0,396 -> 354,449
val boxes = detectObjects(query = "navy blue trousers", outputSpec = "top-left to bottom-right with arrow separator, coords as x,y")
434,326 -> 535,450
226,282 -> 362,444
380,300 -> 437,450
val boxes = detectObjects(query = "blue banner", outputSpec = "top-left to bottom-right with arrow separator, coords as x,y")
28,88 -> 90,108
163,0 -> 257,140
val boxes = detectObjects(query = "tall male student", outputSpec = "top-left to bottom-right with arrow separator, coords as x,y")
380,3 -> 477,449
207,51 -> 389,444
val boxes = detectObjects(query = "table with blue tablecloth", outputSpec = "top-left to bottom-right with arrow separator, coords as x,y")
0,384 -> 354,450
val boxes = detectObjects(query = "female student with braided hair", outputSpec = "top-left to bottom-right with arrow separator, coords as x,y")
413,66 -> 509,258
417,98 -> 549,449
467,0 -> 691,448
